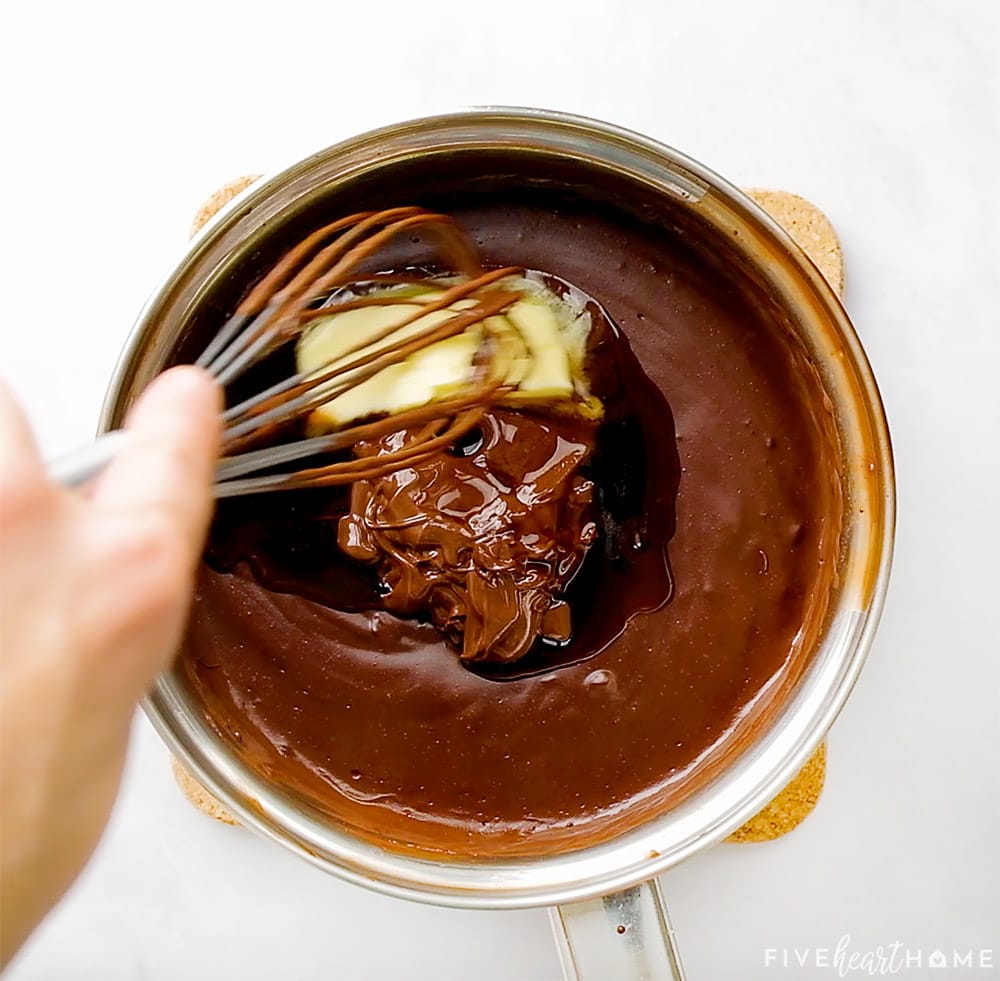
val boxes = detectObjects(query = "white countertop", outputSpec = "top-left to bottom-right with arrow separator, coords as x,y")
3,2 -> 998,978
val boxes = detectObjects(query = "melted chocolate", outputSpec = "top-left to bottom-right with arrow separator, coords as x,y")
181,185 -> 842,857
339,409 -> 599,663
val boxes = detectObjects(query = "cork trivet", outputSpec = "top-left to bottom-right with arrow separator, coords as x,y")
171,756 -> 239,826
727,742 -> 827,843
190,173 -> 262,239
746,187 -> 844,295
173,181 -> 839,840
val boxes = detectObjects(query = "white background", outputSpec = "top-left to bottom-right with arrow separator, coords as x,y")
2,1 -> 998,979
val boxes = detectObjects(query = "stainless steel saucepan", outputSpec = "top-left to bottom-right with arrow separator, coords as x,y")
100,108 -> 895,980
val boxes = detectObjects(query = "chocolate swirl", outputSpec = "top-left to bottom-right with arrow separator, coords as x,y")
338,409 -> 598,663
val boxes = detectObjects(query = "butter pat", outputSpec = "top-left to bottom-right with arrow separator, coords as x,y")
296,280 -> 589,433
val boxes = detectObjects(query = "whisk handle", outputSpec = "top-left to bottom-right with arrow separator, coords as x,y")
46,430 -> 130,488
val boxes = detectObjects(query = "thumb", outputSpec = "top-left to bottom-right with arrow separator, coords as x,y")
93,367 -> 221,560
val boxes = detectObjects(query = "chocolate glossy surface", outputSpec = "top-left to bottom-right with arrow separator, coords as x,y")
338,407 -> 601,665
182,184 -> 842,856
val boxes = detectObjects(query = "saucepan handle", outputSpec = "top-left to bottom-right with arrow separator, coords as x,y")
550,879 -> 687,981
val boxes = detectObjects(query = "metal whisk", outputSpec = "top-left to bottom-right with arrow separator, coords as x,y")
49,208 -> 523,497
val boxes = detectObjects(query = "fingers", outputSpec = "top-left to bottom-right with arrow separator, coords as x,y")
0,380 -> 43,472
0,380 -> 49,524
93,367 -> 222,561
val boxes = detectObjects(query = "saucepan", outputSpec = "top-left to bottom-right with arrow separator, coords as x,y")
99,108 -> 894,979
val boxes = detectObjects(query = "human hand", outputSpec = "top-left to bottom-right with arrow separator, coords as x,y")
0,368 -> 220,967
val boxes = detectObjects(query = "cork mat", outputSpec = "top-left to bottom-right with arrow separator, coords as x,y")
176,179 -> 843,843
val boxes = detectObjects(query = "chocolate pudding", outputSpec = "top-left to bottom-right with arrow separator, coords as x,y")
180,168 -> 843,857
